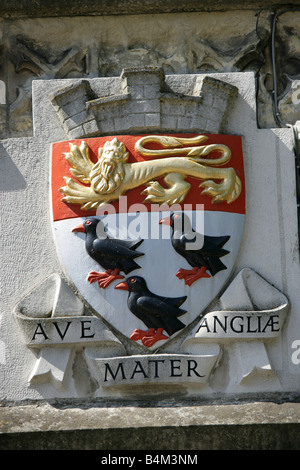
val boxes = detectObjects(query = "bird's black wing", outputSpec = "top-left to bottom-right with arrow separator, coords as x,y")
112,238 -> 144,251
92,237 -> 143,259
155,294 -> 187,310
137,296 -> 186,319
179,233 -> 230,258
205,257 -> 228,276
136,296 -> 186,336
200,235 -> 230,257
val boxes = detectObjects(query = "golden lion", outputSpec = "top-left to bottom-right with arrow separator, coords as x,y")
60,135 -> 242,211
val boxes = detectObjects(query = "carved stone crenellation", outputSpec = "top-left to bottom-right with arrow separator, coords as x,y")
50,68 -> 238,139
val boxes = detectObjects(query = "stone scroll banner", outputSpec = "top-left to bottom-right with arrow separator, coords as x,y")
14,309 -> 220,388
84,352 -> 220,387
182,268 -> 289,387
14,268 -> 288,390
194,268 -> 288,341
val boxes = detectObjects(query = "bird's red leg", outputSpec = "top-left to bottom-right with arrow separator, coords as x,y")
176,266 -> 210,286
130,328 -> 168,346
130,328 -> 155,341
87,269 -> 124,288
142,328 -> 169,347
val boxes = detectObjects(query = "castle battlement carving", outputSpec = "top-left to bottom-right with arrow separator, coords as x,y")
50,67 -> 238,139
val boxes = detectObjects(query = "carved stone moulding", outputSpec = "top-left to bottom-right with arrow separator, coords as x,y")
1,0 -> 288,18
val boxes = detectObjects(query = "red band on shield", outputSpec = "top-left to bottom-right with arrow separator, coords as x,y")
51,134 -> 245,222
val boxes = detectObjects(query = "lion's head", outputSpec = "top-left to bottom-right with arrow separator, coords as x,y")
90,138 -> 129,194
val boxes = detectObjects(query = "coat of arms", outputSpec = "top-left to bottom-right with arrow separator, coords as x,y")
51,133 -> 245,348
13,70 -> 289,392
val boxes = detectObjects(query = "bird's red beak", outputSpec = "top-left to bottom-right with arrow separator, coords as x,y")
159,217 -> 172,226
114,281 -> 128,290
72,223 -> 86,233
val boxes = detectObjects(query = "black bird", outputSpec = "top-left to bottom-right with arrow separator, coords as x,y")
72,218 -> 144,288
115,276 -> 187,347
159,212 -> 230,286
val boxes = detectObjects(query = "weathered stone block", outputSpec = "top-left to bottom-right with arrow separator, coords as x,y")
161,113 -> 178,129
99,117 -> 114,134
121,67 -> 164,88
83,119 -> 99,136
126,113 -> 146,129
129,99 -> 160,114
50,81 -> 93,108
191,115 -> 207,130
177,115 -> 193,130
68,125 -> 85,139
144,112 -> 160,127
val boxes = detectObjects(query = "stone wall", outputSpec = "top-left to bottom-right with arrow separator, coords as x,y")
2,0 -> 300,450
1,2 -> 300,137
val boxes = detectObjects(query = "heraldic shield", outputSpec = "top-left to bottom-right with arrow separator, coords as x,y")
51,133 -> 245,349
